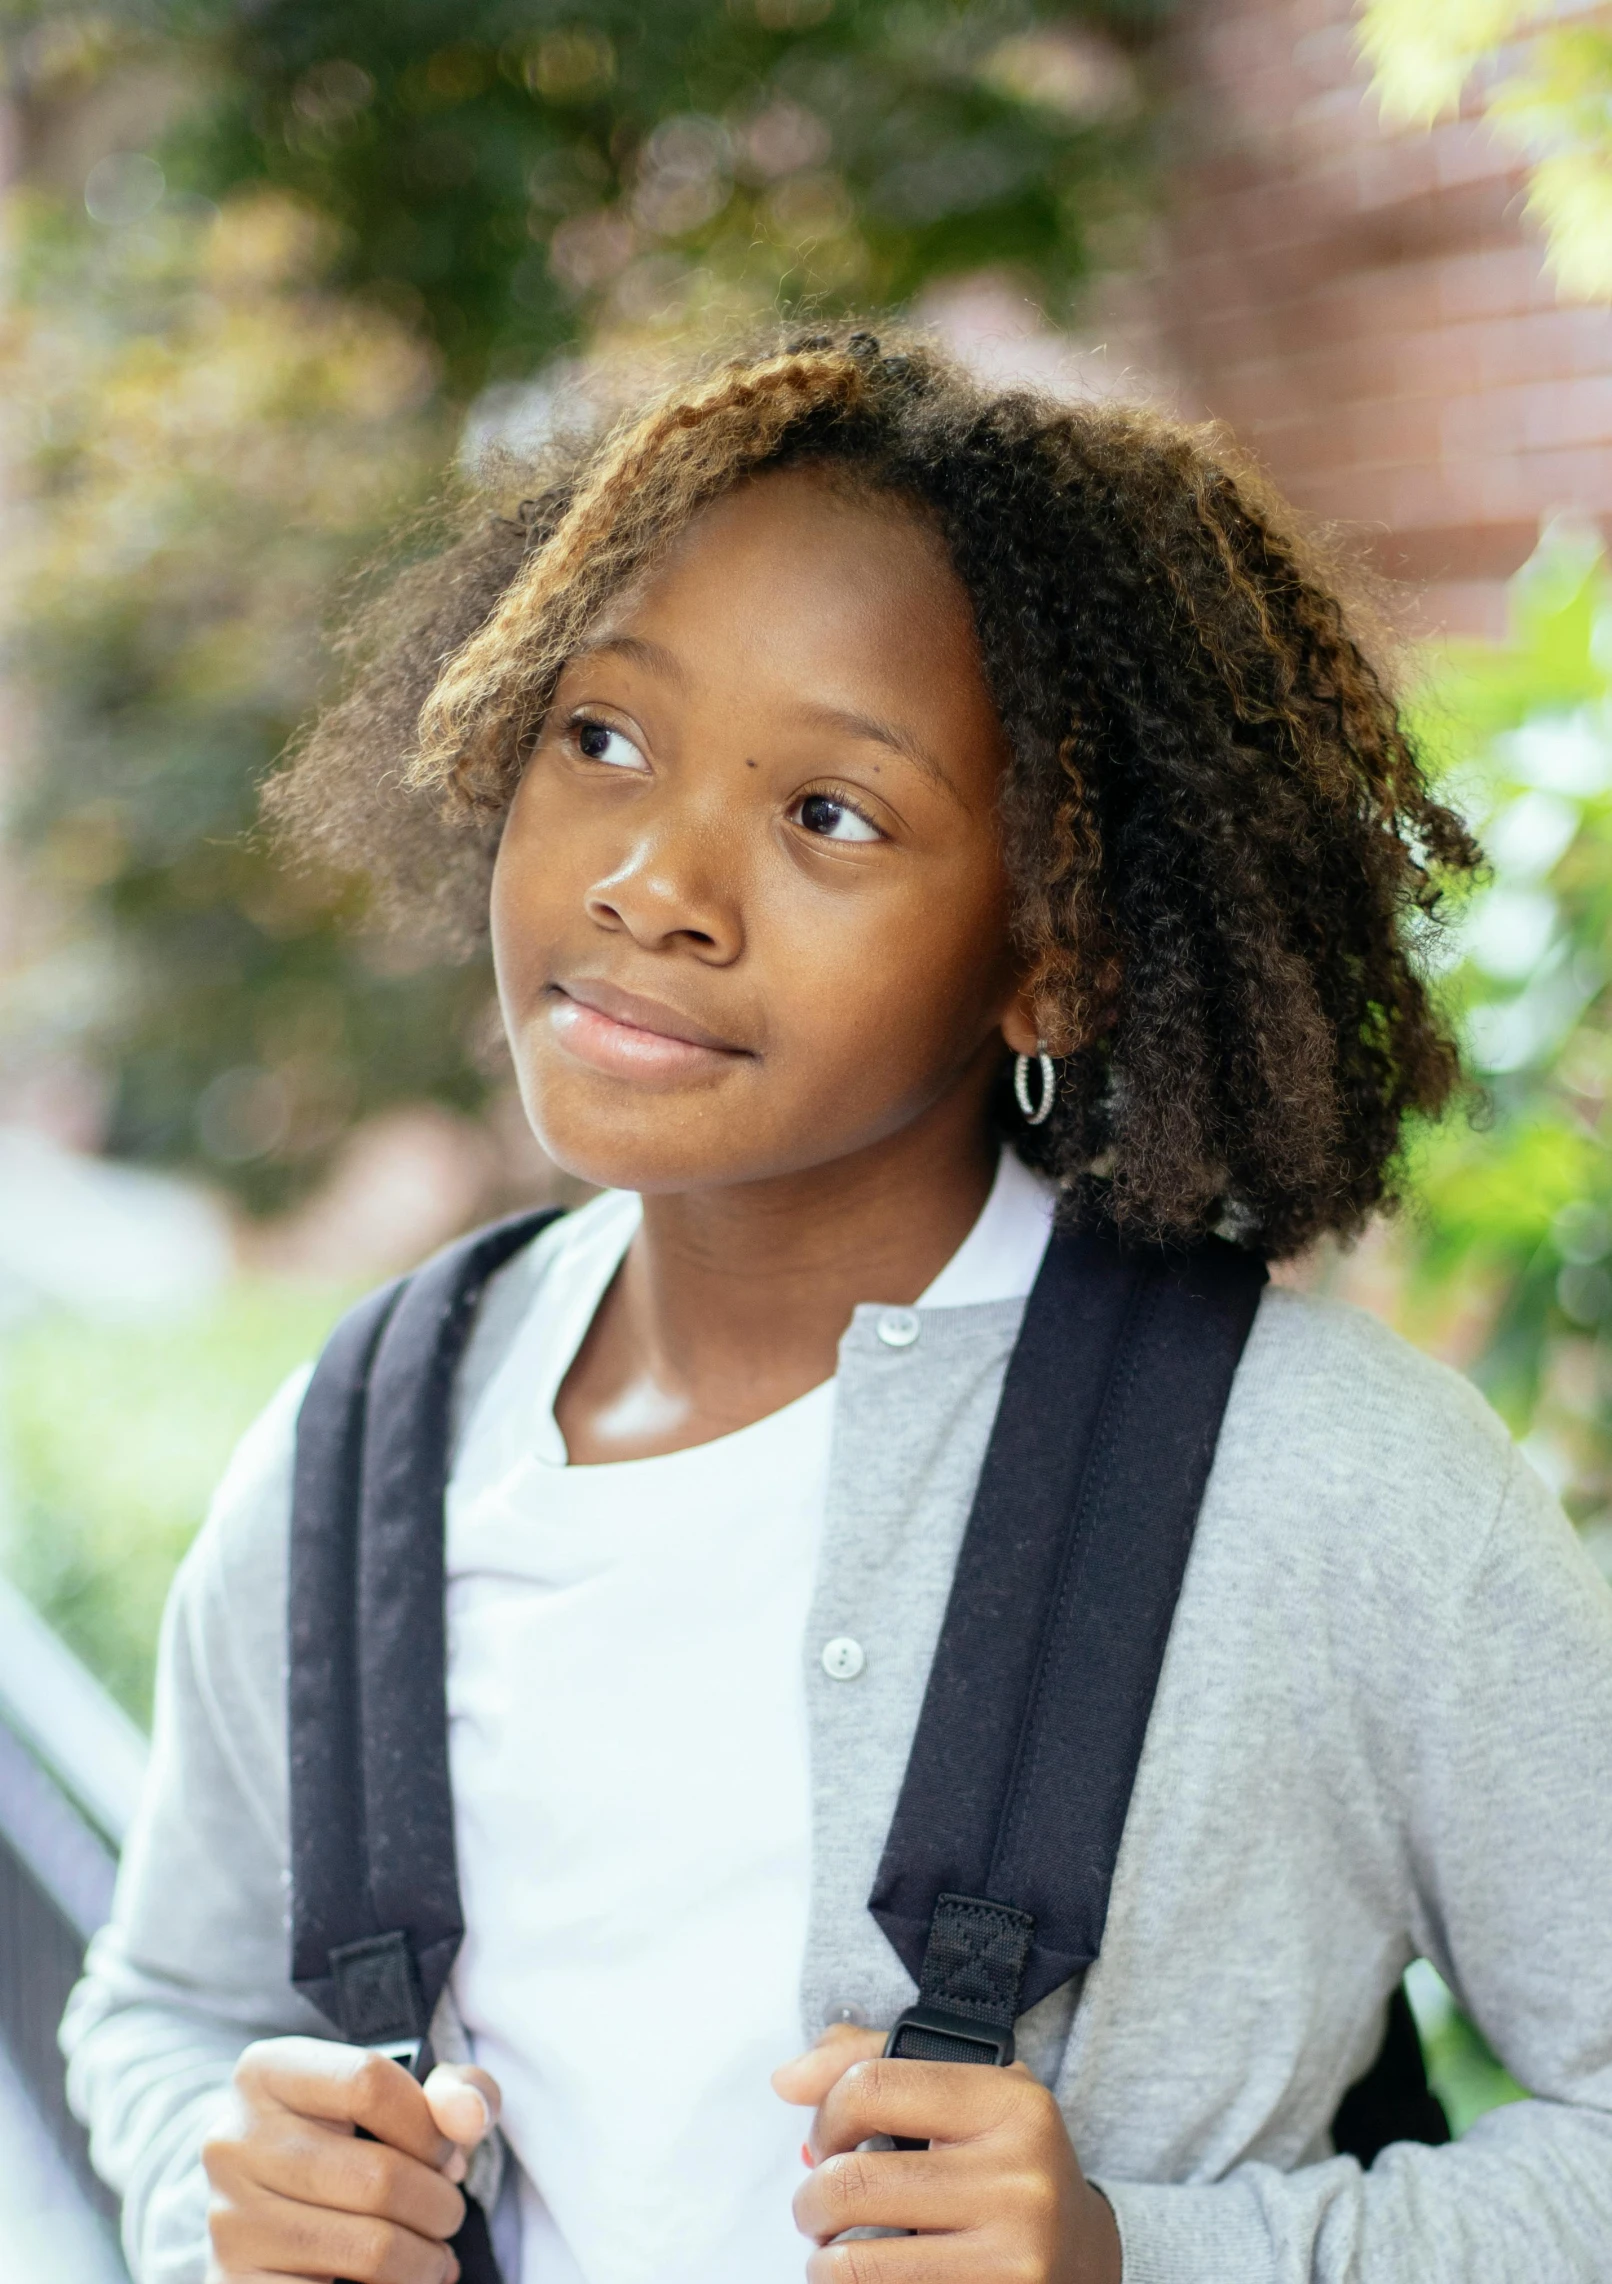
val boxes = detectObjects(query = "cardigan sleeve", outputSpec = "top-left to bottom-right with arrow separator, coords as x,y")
60,1371 -> 324,2284
1095,1441 -> 1612,2284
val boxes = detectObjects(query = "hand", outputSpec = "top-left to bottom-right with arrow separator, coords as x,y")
203,2035 -> 500,2283
773,2025 -> 1121,2283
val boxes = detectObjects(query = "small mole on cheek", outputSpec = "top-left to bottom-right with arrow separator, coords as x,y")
745,757 -> 757,769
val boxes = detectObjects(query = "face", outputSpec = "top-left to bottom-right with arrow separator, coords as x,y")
490,465 -> 1035,1195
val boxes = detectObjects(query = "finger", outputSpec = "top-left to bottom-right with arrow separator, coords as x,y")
206,2272 -> 350,2283
773,2025 -> 886,2107
208,2112 -> 466,2241
806,2235 -> 976,2284
233,2038 -> 456,2170
205,2264 -> 334,2284
793,2144 -> 976,2245
812,2056 -> 1026,2158
423,2063 -> 501,2150
208,2184 -> 460,2284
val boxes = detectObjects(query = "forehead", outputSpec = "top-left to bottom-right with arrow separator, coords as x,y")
578,466 -> 994,725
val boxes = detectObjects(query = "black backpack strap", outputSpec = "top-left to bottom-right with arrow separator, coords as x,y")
873,1220 -> 1267,2061
872,1217 -> 1449,2164
290,1209 -> 565,2284
289,1208 -> 564,2042
289,1275 -> 408,2037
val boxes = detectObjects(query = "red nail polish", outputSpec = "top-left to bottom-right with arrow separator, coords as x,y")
800,2142 -> 815,2168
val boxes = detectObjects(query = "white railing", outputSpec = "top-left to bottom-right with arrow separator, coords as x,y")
0,1572 -> 148,1850
0,1571 -> 144,2274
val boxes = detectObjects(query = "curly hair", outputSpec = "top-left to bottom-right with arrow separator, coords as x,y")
268,321 -> 1481,1256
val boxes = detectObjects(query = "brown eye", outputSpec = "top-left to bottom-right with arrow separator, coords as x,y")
795,793 -> 880,843
575,719 -> 646,771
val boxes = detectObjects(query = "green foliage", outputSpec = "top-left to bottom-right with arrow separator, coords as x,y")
1358,0 -> 1612,301
13,2 -> 1165,393
0,0 -> 1166,1208
1399,528 -> 1612,1528
0,186 -> 497,1206
0,1280 -> 353,1721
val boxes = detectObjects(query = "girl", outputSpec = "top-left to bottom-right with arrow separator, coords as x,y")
64,328 -> 1612,2284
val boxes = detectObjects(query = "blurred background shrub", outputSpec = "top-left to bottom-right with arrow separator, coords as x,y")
1398,531 -> 1612,1549
2,1276 -> 350,1719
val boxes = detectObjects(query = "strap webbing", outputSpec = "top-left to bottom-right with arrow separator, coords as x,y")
870,1221 -> 1267,2020
915,1894 -> 1035,2033
289,1209 -> 563,2036
289,1277 -> 406,2032
886,1894 -> 1035,2064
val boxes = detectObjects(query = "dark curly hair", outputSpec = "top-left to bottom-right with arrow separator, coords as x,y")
268,322 -> 1481,1256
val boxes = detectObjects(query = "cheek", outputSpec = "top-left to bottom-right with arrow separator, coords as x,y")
764,854 -> 1015,1098
489,777 -> 577,998
489,835 -> 534,998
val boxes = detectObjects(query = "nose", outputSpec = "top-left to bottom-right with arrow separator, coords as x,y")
583,807 -> 743,961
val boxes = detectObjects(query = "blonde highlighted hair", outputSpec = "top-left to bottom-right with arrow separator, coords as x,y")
416,342 -> 874,813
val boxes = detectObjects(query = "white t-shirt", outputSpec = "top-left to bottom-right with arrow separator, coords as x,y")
445,1150 -> 1056,2284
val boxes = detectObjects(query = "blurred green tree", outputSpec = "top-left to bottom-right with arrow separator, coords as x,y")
1393,530 -> 1612,1547
1,184 -> 489,1207
0,1 -> 1168,1206
159,0 -> 1166,391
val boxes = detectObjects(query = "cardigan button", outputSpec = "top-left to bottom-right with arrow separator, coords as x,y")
876,1308 -> 920,1349
821,1636 -> 866,1681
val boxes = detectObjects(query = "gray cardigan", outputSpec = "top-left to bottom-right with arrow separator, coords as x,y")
62,1258 -> 1612,2283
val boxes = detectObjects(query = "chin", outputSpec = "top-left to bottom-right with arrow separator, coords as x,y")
524,1093 -> 764,1197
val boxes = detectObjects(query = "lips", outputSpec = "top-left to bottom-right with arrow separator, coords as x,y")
544,977 -> 749,1082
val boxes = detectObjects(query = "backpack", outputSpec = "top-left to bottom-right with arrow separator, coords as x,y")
287,1208 -> 1448,2282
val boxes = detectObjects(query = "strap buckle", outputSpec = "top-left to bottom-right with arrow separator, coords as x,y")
329,1931 -> 428,2050
369,2036 -> 432,2078
885,2002 -> 1015,2068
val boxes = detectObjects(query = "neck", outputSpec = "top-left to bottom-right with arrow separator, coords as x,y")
555,1082 -> 1000,1462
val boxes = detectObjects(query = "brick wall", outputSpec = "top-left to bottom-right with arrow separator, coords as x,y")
1152,0 -> 1612,636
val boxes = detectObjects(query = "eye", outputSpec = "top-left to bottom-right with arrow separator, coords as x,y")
794,792 -> 882,844
573,717 -> 647,772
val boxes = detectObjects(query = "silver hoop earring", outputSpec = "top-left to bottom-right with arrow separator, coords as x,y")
1014,1042 -> 1056,1127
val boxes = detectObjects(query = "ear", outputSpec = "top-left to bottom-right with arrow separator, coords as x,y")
1000,982 -> 1042,1059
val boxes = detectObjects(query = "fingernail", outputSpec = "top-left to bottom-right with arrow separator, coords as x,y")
800,2141 -> 815,2168
445,2149 -> 468,2183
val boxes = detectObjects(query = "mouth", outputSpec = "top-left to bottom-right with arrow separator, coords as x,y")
544,978 -> 750,1082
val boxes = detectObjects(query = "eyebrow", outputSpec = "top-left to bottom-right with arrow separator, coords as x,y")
791,700 -> 953,792
568,631 -> 689,686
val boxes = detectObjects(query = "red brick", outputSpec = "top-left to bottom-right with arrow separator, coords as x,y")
1370,521 -> 1542,581
1442,136 -> 1521,201
1442,378 -> 1612,457
1476,445 -> 1612,519
1136,0 -> 1612,631
1434,245 -> 1554,324
1417,582 -> 1514,640
1473,306 -> 1612,388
